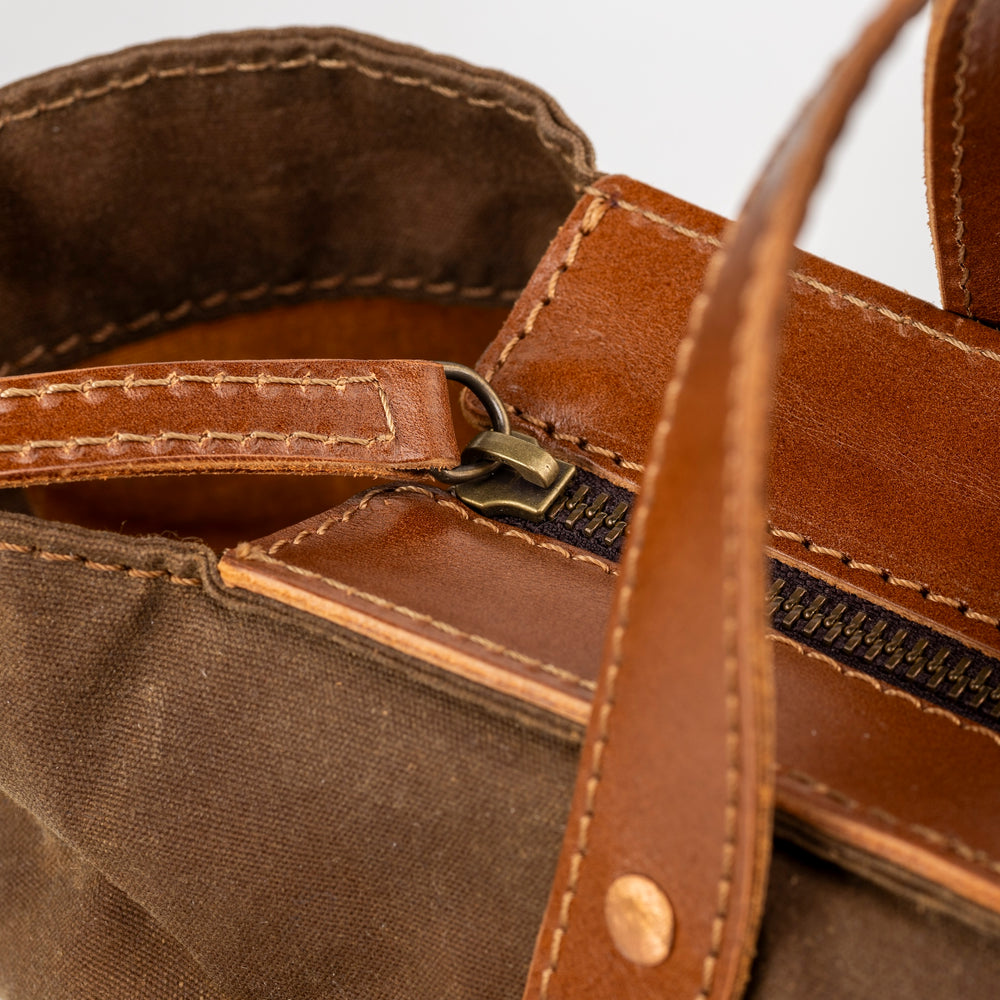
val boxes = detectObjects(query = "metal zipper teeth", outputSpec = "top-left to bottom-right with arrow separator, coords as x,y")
768,562 -> 1000,732
492,467 -> 1000,735
487,466 -> 634,558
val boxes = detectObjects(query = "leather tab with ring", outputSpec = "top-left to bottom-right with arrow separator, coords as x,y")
433,362 -> 560,490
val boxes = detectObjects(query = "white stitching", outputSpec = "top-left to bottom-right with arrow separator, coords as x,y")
0,52 -> 582,171
1,273 -> 521,378
0,371 -> 376,400
768,525 -> 1000,629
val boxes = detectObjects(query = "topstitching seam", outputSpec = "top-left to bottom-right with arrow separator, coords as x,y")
0,371 -> 379,400
768,525 -> 1000,629
497,185 -> 1000,474
1,272 -> 522,379
265,484 -> 618,577
770,632 -> 1000,752
950,0 -> 980,316
484,196 -> 609,383
0,372 -> 398,455
0,51 -> 582,173
537,307 -> 701,997
0,538 -> 201,586
777,765 -> 1000,879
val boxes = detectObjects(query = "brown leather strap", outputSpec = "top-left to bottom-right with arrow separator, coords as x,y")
0,359 -> 460,487
522,2 -> 927,999
925,0 -> 1000,322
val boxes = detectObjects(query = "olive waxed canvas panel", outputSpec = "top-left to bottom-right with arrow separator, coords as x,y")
0,511 -> 580,1000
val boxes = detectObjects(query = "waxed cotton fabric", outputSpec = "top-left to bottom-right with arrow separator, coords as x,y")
0,511 -> 580,999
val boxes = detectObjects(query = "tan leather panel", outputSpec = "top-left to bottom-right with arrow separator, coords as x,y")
477,175 -> 1000,658
0,359 -> 459,487
771,637 -> 1000,915
218,484 -> 615,724
925,0 -> 1000,322
221,486 -> 1000,922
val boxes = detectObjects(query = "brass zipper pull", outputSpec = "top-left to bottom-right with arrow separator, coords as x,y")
454,430 -> 575,521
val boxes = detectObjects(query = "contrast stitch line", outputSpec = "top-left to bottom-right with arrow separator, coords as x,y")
950,0 -> 980,316
0,427 -> 393,457
537,307 -> 700,999
697,242 -> 757,1000
0,273 -> 521,378
0,538 -> 201,586
768,525 -> 1000,628
508,404 -> 645,473
498,187 -> 1000,478
484,196 -> 609,382
266,483 -> 618,577
769,632 -> 1000,751
587,186 -> 1000,365
0,372 -> 398,455
233,543 -> 596,694
0,370 -> 380,400
0,53 -> 580,173
776,766 -> 1000,878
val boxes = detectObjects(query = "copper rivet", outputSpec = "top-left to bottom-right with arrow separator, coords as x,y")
604,874 -> 674,967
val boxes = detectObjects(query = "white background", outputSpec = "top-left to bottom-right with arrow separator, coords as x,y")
0,1 -> 938,304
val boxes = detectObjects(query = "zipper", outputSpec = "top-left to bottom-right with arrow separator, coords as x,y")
470,465 -> 634,560
454,460 -> 1000,735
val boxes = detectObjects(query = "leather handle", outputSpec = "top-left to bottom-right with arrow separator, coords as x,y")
0,359 -> 460,487
925,0 -> 1000,323
522,3 -> 927,1000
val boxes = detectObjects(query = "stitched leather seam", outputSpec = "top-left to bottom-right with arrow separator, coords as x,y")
0,538 -> 201,586
484,196 -> 609,383
233,543 -> 596,694
769,632 -> 1000,751
950,0 -> 979,316
0,428 -> 395,457
0,371 -> 380,400
537,316 -> 700,997
499,187 -> 1000,472
699,240 -> 756,999
776,766 -> 1000,878
588,187 -> 1000,362
768,525 -> 1000,628
1,273 -> 521,378
507,403 -> 646,472
0,372 -> 399,456
0,51 -> 581,172
266,483 -> 619,576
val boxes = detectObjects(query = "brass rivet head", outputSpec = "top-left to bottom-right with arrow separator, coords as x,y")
604,874 -> 675,967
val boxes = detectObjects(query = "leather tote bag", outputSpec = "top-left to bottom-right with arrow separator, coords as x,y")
1,0 -> 998,997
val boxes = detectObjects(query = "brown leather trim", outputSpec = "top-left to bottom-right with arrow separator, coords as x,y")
475,172 -> 1000,659
925,0 -> 1000,322
218,484 -> 614,725
0,360 -> 460,486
